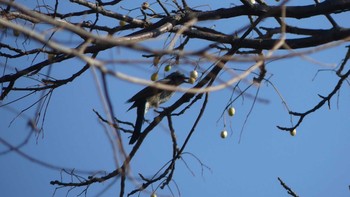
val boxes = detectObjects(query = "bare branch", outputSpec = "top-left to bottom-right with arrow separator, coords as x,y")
278,177 -> 299,197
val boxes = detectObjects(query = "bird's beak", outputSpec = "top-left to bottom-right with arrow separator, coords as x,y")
183,77 -> 191,84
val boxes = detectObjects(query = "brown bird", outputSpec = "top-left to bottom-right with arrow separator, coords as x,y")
127,71 -> 188,144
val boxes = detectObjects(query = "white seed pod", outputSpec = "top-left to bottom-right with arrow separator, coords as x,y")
150,193 -> 157,197
220,130 -> 228,139
190,70 -> 198,79
188,77 -> 196,84
290,129 -> 296,136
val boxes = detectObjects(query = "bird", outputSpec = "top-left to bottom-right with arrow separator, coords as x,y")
127,71 -> 188,144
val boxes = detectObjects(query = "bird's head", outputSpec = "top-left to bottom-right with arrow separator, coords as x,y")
165,71 -> 189,85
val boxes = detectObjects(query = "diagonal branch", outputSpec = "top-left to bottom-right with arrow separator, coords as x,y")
278,177 -> 299,197
277,67 -> 350,132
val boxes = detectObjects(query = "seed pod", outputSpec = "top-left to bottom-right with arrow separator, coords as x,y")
188,77 -> 196,84
153,56 -> 160,66
164,65 -> 171,72
190,70 -> 198,79
141,2 -> 149,10
228,107 -> 235,116
119,20 -> 126,26
290,129 -> 296,136
220,130 -> 228,139
150,193 -> 157,197
151,72 -> 158,81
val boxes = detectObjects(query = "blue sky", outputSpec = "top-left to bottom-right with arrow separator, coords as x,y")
1,0 -> 350,196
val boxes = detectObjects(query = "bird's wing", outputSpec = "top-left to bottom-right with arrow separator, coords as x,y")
127,86 -> 158,103
127,78 -> 172,103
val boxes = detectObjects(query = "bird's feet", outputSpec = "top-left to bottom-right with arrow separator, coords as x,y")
154,106 -> 168,113
144,118 -> 151,124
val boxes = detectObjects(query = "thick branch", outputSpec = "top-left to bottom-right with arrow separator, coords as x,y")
194,0 -> 350,20
179,27 -> 350,49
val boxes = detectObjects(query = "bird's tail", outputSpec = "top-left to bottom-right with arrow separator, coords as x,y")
129,102 -> 145,144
